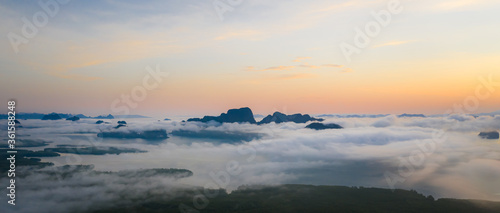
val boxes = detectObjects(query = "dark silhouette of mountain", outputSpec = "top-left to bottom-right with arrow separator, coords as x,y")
0,148 -> 59,172
45,146 -> 146,155
66,116 -> 80,121
474,110 -> 500,117
114,121 -> 127,128
97,129 -> 168,140
187,107 -> 257,124
306,122 -> 343,130
479,131 -> 499,139
16,139 -> 50,147
41,113 -> 62,120
0,113 -> 46,119
0,112 -> 92,119
97,184 -> 500,213
13,119 -> 23,128
14,119 -> 23,128
98,168 -> 193,179
164,118 -> 171,121
398,113 -> 426,118
0,112 -> 148,120
258,112 -> 324,124
114,124 -> 126,129
74,114 -> 90,118
55,113 -> 74,119
95,114 -> 114,119
96,120 -> 104,124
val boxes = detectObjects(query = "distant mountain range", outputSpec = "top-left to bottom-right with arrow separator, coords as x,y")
1,110 -> 499,120
473,110 -> 500,117
0,113 -> 149,120
318,111 -> 500,118
187,107 -> 257,124
187,107 -> 324,124
258,111 -> 324,124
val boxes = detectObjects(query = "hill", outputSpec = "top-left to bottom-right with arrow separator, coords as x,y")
94,184 -> 500,213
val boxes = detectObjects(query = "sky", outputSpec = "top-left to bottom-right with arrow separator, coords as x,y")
1,0 -> 499,117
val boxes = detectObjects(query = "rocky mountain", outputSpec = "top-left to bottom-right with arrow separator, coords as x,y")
66,116 -> 80,121
94,114 -> 115,119
187,107 -> 257,124
0,112 -> 92,120
41,113 -> 62,120
74,114 -> 91,118
479,131 -> 499,139
0,113 -> 46,119
258,112 -> 324,124
305,122 -> 343,130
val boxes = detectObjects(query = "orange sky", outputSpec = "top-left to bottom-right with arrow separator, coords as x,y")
1,0 -> 499,116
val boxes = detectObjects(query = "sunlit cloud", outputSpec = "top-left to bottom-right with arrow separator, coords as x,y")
245,73 -> 317,84
341,68 -> 353,73
273,73 -> 316,80
247,66 -> 295,72
257,73 -> 317,82
322,64 -> 343,68
293,57 -> 311,62
248,58 -> 346,73
245,66 -> 256,71
298,63 -> 321,69
263,66 -> 295,71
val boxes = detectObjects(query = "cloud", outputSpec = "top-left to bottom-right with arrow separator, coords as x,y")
3,115 -> 500,212
341,68 -> 353,73
292,57 -> 311,62
1,165 -> 194,213
244,66 -> 256,71
298,63 -> 321,69
373,40 -> 416,48
248,57 -> 345,72
372,115 -> 397,127
322,64 -> 343,68
275,73 -> 316,80
247,66 -> 295,72
262,66 -> 295,71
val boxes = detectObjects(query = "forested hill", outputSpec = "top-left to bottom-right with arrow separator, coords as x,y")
94,184 -> 500,213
